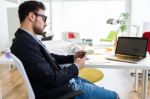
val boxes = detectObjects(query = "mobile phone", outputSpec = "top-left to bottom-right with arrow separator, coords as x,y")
77,51 -> 87,58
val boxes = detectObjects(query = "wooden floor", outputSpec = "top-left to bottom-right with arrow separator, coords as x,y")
0,65 -> 150,99
0,65 -> 28,99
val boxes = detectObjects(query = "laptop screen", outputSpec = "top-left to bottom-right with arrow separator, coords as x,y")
115,37 -> 148,58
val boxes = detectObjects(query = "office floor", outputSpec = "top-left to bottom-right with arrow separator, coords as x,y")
0,65 -> 150,99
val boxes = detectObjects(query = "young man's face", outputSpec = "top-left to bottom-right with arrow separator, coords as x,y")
32,9 -> 47,35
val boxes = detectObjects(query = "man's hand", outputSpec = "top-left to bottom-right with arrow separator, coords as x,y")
74,50 -> 86,59
74,50 -> 86,70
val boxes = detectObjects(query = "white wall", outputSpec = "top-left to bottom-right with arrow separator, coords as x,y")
1,0 -> 149,49
0,1 -> 51,50
51,0 -> 127,44
7,7 -> 19,47
0,0 -> 18,50
0,6 -> 9,50
51,1 -> 64,40
131,0 -> 150,36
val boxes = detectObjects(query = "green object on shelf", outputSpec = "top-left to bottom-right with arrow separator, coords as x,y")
100,30 -> 117,42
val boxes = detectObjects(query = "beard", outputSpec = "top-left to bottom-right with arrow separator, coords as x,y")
33,26 -> 43,35
33,20 -> 45,35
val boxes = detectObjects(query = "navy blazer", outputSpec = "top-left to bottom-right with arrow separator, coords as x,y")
11,29 -> 79,99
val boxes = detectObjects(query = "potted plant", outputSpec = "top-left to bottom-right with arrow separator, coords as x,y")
106,12 -> 129,34
106,12 -> 129,49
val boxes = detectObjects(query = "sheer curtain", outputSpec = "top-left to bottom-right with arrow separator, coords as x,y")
131,0 -> 150,37
51,0 -> 127,44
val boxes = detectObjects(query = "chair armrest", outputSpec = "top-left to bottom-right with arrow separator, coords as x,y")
58,90 -> 83,99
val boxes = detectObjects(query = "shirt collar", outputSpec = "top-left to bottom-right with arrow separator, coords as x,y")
19,28 -> 41,42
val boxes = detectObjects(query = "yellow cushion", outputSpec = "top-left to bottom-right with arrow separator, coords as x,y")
79,68 -> 104,83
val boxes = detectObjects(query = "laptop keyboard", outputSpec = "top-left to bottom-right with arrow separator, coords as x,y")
106,56 -> 142,63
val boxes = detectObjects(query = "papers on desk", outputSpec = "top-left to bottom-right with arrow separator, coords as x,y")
86,55 -> 111,64
42,40 -> 82,55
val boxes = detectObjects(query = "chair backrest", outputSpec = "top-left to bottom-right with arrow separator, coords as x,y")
6,53 -> 84,99
142,32 -> 150,53
107,30 -> 118,40
62,32 -> 80,41
6,52 -> 35,99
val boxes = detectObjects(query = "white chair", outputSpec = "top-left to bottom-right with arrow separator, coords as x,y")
6,53 -> 83,99
7,53 -> 35,99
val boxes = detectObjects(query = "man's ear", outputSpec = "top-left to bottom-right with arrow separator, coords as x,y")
28,12 -> 35,22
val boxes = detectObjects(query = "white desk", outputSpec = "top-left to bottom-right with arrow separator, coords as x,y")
85,54 -> 150,99
43,41 -> 149,98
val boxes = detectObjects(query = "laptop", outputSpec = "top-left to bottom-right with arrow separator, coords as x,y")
106,37 -> 148,63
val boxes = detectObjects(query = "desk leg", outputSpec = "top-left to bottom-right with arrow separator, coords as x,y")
134,69 -> 138,91
141,69 -> 148,99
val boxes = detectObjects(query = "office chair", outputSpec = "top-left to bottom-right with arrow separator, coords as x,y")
62,32 -> 80,42
7,52 -> 35,99
7,52 -> 83,99
41,32 -> 54,41
143,32 -> 150,53
100,30 -> 117,42
142,32 -> 150,76
79,68 -> 104,83
41,35 -> 53,41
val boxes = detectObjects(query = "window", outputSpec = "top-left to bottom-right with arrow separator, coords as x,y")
43,2 -> 52,37
50,0 -> 128,44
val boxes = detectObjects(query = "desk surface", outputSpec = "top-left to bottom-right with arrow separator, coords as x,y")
86,54 -> 150,69
42,41 -> 150,70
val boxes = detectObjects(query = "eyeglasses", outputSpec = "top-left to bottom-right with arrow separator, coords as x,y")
33,12 -> 47,23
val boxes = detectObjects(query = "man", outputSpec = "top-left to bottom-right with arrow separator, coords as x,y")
11,1 -> 119,99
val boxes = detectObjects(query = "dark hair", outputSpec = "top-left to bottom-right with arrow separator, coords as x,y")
18,1 -> 46,23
